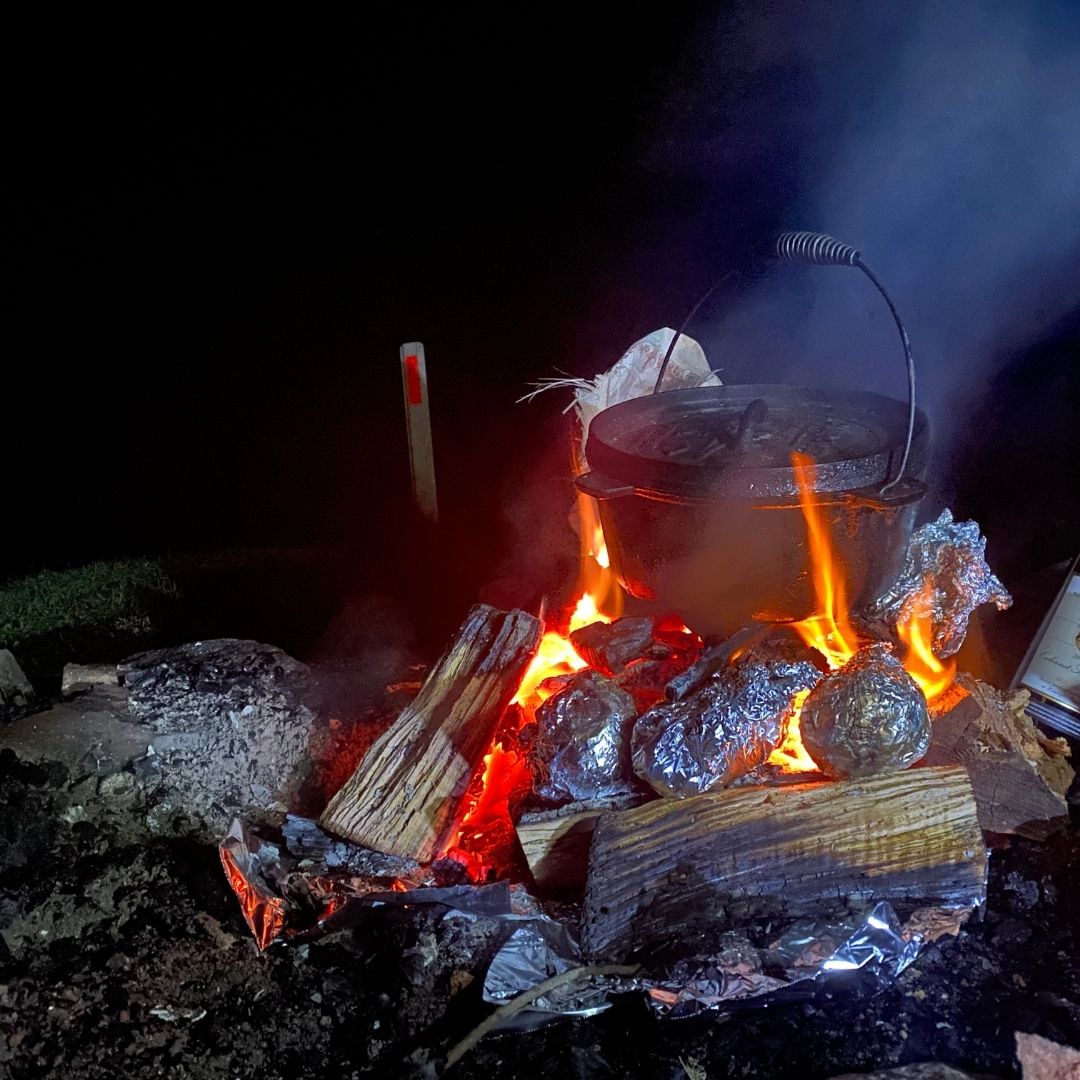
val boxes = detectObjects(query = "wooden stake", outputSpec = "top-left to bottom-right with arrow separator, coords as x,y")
582,765 -> 986,963
400,341 -> 438,522
319,604 -> 542,861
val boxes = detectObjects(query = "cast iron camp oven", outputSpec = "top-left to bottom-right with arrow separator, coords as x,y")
576,385 -> 929,637
574,232 -> 930,638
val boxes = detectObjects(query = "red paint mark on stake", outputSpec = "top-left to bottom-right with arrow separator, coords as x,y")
404,354 -> 423,405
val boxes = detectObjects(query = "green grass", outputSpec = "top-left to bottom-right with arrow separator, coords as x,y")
0,559 -> 180,649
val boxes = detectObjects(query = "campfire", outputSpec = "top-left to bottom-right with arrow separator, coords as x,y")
217,257 -> 1075,1061
220,443 -> 1072,1044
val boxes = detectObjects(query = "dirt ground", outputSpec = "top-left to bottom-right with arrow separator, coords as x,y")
2,682 -> 1078,1080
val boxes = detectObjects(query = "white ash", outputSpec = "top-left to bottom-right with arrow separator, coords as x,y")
119,639 -> 318,837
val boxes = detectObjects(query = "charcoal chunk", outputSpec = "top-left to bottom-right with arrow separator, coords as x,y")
569,617 -> 657,676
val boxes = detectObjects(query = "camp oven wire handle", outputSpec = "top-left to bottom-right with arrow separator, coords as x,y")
652,231 -> 917,495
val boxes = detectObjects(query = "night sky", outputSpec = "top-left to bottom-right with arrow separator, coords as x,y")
7,6 -> 1079,625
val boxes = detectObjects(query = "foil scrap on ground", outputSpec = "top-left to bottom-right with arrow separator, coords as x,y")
481,899 -> 978,1025
874,510 -> 1013,657
521,670 -> 639,803
218,817 -> 443,948
633,658 -> 820,797
483,918 -> 613,1028
799,643 -> 931,778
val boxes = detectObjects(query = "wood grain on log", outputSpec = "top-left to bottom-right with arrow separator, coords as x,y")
923,675 -> 1073,839
318,604 -> 542,861
582,765 -> 986,963
516,809 -> 606,894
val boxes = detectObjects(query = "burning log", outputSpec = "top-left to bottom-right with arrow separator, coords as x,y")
318,604 -> 543,862
581,765 -> 986,963
923,676 -> 1074,839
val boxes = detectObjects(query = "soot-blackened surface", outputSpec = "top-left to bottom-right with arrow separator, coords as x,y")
1,745 -> 1078,1078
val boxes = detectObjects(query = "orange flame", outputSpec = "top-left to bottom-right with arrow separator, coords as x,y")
577,492 -> 624,621
767,452 -> 955,773
788,452 -> 860,669
513,592 -> 603,708
896,583 -> 956,702
443,500 -> 625,874
765,689 -> 817,772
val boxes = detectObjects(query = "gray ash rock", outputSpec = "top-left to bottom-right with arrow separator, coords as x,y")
632,658 -> 819,797
799,643 -> 930,778
119,639 -> 317,835
521,669 -> 638,803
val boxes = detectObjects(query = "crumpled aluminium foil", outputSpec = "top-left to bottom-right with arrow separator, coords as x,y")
221,819 -> 982,1030
632,658 -> 820,797
799,643 -> 930,778
483,918 -> 613,1026
482,900 -> 975,1025
218,816 -> 456,948
874,509 -> 1013,657
522,670 -> 638,802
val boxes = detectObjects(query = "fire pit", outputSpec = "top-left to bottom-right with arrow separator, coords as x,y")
1,243 -> 1075,1079
211,428 -> 1072,1066
198,245 -> 1076,1066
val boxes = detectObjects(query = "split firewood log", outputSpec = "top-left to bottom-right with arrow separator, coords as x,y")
515,793 -> 644,895
319,604 -> 542,861
582,765 -> 986,963
923,674 -> 1074,839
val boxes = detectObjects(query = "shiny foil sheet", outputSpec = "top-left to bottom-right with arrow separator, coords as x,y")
482,899 -> 980,1026
632,658 -> 820,797
874,509 -> 1013,657
799,643 -> 930,778
522,670 -> 639,802
483,918 -> 612,1026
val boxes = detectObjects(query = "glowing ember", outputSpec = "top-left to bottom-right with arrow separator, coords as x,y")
443,502 -> 626,875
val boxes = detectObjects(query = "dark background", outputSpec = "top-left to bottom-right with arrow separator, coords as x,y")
6,5 -> 1079,649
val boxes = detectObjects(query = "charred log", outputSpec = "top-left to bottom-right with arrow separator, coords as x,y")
923,675 -> 1073,839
